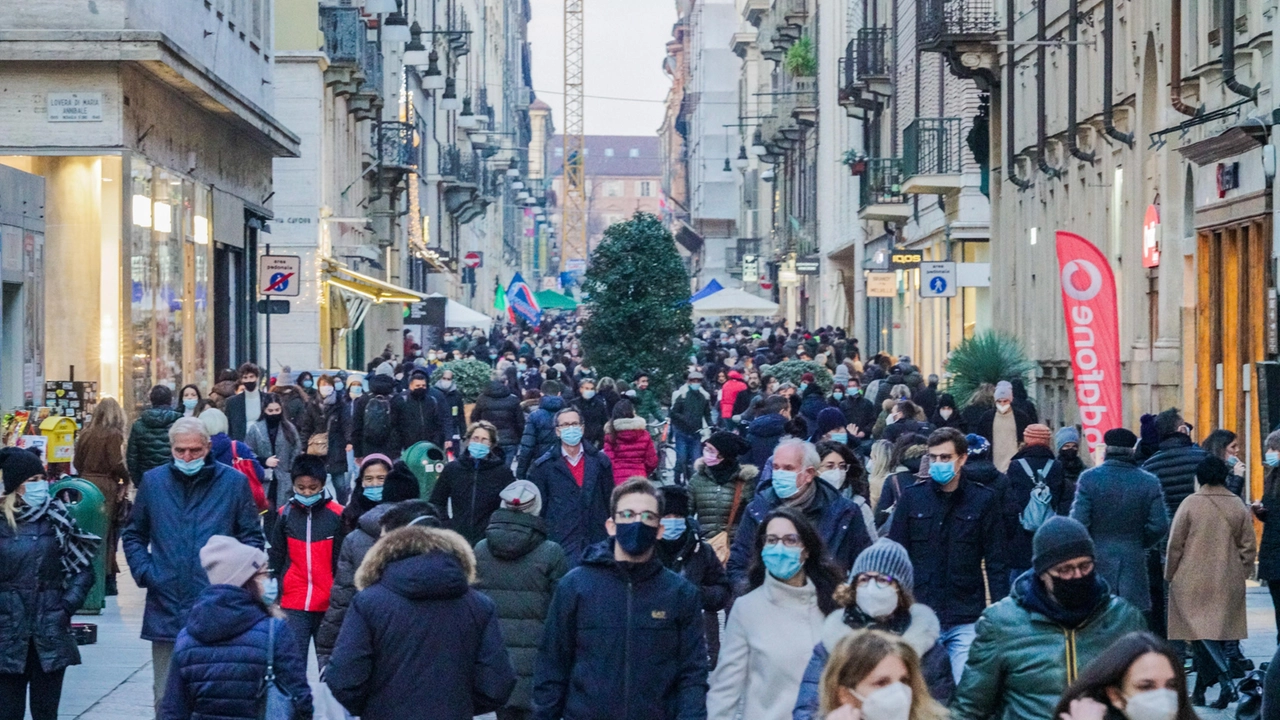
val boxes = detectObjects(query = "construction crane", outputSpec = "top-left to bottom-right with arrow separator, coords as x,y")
561,0 -> 587,274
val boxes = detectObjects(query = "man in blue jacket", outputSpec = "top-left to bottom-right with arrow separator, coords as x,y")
529,407 -> 613,564
533,478 -> 708,720
744,394 -> 789,468
122,417 -> 264,713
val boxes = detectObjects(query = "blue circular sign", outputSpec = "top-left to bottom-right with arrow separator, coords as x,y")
268,272 -> 290,293
929,276 -> 947,294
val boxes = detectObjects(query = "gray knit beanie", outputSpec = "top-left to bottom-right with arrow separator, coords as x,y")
850,538 -> 914,592
200,535 -> 268,588
1032,516 -> 1095,575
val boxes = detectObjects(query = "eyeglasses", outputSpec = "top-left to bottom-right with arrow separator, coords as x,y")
820,462 -> 850,472
614,509 -> 660,526
856,573 -> 898,588
1048,559 -> 1095,580
764,534 -> 802,548
556,422 -> 583,429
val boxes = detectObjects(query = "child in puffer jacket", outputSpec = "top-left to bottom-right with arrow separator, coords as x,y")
602,400 -> 658,484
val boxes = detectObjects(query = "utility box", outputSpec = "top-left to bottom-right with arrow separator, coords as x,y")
40,417 -> 78,463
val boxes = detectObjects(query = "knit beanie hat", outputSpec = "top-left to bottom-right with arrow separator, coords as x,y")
1024,424 -> 1052,447
937,393 -> 957,410
994,381 -> 1014,401
851,538 -> 914,592
0,447 -> 46,494
1032,516 -> 1095,575
706,431 -> 751,461
814,407 -> 849,440
500,479 -> 542,516
801,372 -> 816,383
659,485 -> 690,518
1103,428 -> 1139,450
1054,426 -> 1081,453
965,434 -> 991,458
201,535 -> 268,587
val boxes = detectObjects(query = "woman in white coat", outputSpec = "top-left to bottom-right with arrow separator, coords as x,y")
706,506 -> 843,720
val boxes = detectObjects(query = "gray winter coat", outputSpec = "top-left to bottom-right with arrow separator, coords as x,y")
245,419 -> 302,509
1070,454 -> 1170,611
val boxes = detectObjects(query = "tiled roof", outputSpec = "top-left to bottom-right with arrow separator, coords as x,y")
548,135 -> 662,177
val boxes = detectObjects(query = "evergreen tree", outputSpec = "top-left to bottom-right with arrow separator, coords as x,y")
581,212 -> 692,392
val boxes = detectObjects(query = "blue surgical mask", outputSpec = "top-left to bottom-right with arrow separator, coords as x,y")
294,492 -> 324,507
929,461 -> 956,485
689,382 -> 701,390
829,432 -> 849,445
349,385 -> 364,397
363,485 -> 384,502
799,383 -> 808,393
560,426 -> 584,446
518,363 -> 528,372
174,457 -> 205,476
1268,451 -> 1280,468
761,543 -> 803,580
581,389 -> 596,399
660,517 -> 687,537
772,469 -> 801,498
20,480 -> 49,508
832,392 -> 844,401
302,380 -> 314,389
183,398 -> 198,410
469,443 -> 491,459
335,381 -> 345,391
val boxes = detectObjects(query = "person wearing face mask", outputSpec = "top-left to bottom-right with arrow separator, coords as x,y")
818,629 -> 948,720
224,362 -> 276,442
654,486 -> 731,667
316,374 -> 354,503
572,378 -> 610,448
533,478 -> 708,720
528,408 -> 615,565
726,439 -> 872,593
123,418 -> 265,712
266,455 -> 344,662
178,383 -> 206,417
246,398 -> 303,534
0,448 -> 99,720
1056,426 -> 1088,488
429,422 -> 516,545
389,369 -> 448,457
950,516 -> 1145,720
274,378 -> 321,451
1165,455 -> 1255,708
928,393 -> 963,431
815,441 -> 876,540
976,381 -> 1032,473
1069,429 -> 1169,623
518,380 -> 567,479
707,507 -> 840,720
792,540 -> 953,720
1252,430 -> 1280,638
885,428 -> 1008,683
687,432 -> 758,556
159,535 -> 312,720
1053,632 -> 1197,720
669,371 -> 713,485
431,368 -> 467,451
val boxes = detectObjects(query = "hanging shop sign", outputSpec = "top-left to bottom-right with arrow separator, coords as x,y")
1142,204 -> 1161,268
1056,231 -> 1121,451
866,272 -> 898,297
742,255 -> 760,283
889,248 -> 923,270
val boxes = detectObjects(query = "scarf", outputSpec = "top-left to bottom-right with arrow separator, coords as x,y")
707,459 -> 741,485
17,497 -> 100,578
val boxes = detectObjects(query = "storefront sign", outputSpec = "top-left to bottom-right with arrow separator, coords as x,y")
741,255 -> 760,283
1269,288 -> 1279,356
866,272 -> 897,297
259,255 -> 301,297
1142,204 -> 1160,268
890,248 -> 922,270
1217,162 -> 1240,198
47,92 -> 103,122
1056,231 -> 1121,451
795,256 -> 820,275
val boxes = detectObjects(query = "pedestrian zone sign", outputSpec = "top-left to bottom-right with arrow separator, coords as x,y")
920,262 -> 957,298
260,255 -> 301,297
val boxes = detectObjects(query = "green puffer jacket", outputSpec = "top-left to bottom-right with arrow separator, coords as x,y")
474,509 -> 569,712
687,460 -> 759,538
950,572 -> 1146,720
126,408 -> 183,486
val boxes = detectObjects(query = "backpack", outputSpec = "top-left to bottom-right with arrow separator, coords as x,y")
363,395 -> 393,446
1017,458 -> 1056,532
231,442 -> 269,513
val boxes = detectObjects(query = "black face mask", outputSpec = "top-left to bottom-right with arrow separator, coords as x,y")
1051,571 -> 1100,611
410,387 -> 428,399
1059,448 -> 1079,461
265,413 -> 282,427
243,381 -> 257,392
614,521 -> 659,556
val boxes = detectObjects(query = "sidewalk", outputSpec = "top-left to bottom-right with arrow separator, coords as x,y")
47,552 -> 1280,719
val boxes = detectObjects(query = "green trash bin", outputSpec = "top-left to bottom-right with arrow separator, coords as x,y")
50,477 -> 108,615
402,442 -> 447,499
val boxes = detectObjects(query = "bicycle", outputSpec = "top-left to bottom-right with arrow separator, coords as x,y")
646,418 -> 678,486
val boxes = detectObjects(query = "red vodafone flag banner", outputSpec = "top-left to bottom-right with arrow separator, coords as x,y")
1055,231 -> 1122,451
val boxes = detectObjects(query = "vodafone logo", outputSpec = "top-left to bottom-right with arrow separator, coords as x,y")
1061,260 -> 1103,302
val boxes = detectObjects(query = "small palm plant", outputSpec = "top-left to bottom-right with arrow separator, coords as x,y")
943,330 -> 1037,403
785,36 -> 818,76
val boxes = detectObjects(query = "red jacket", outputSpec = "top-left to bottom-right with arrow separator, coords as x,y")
602,417 -> 659,485
268,496 -> 344,612
719,372 -> 748,419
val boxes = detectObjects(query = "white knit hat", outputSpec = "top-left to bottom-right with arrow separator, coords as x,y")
500,480 -> 542,516
200,535 -> 268,588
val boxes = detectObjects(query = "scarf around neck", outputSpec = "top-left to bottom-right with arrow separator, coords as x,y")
17,496 -> 100,578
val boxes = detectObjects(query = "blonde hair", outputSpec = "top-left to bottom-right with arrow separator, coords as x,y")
465,420 -> 499,446
867,440 -> 895,508
86,397 -> 128,436
819,630 -> 948,720
2,491 -> 17,530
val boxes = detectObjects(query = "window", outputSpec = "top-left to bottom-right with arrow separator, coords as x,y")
605,148 -> 614,157
630,148 -> 640,157
554,147 -> 564,156
638,181 -> 654,197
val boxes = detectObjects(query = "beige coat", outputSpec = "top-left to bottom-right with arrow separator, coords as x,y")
1165,484 -> 1256,640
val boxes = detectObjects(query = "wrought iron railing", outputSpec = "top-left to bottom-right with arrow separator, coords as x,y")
855,28 -> 892,80
356,37 -> 383,97
439,145 -> 462,178
859,159 -> 906,208
916,0 -> 1000,50
903,117 -> 962,177
378,122 -> 416,169
320,6 -> 364,66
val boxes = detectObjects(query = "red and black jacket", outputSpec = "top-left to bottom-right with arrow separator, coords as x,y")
268,496 -> 344,612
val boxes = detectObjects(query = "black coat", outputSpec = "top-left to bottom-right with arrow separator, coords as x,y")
1257,468 -> 1280,581
0,508 -> 96,674
838,396 -> 878,436
1003,445 -> 1072,571
322,394 -> 354,475
654,523 -> 731,612
351,374 -> 401,458
392,389 -> 450,453
127,407 -> 183,485
314,503 -> 393,665
886,478 -> 1009,627
532,542 -> 708,720
429,452 -> 517,545
474,510 -> 570,712
434,385 -> 467,441
529,444 -> 614,564
881,418 -> 935,444
572,394 -> 611,447
913,385 -> 939,420
472,382 -> 525,446
224,391 -> 277,442
1142,434 -> 1207,519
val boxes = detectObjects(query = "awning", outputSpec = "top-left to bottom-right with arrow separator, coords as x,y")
1178,118 -> 1271,166
424,293 -> 494,331
535,289 -> 578,310
323,258 -> 427,304
689,279 -> 724,303
691,287 -> 780,317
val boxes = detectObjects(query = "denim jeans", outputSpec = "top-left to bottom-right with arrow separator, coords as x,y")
283,609 -> 326,661
940,623 -> 977,684
500,444 -> 519,472
673,429 -> 701,484
327,472 -> 350,504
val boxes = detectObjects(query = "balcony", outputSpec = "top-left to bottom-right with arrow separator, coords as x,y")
349,40 -> 384,121
858,159 -> 910,221
789,76 -> 817,127
321,6 -> 367,96
855,28 -> 893,96
731,28 -> 758,58
916,0 -> 999,86
438,145 -> 486,224
779,0 -> 809,25
742,0 -> 770,28
901,118 -> 963,194
379,121 -> 416,170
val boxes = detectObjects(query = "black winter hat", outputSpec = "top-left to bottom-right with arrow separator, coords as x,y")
1,447 -> 46,494
659,485 -> 690,518
1102,428 -> 1139,449
1196,455 -> 1231,487
706,431 -> 750,461
384,461 -> 423,503
1032,516 -> 1096,575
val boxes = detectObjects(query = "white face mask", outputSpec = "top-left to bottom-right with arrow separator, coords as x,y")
854,682 -> 912,720
855,581 -> 900,619
996,402 -> 1012,414
819,468 -> 845,488
1121,688 -> 1179,720
939,408 -> 952,420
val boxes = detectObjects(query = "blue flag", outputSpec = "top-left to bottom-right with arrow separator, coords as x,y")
506,273 -> 542,325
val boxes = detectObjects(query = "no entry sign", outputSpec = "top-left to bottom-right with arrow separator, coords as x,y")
260,255 -> 301,297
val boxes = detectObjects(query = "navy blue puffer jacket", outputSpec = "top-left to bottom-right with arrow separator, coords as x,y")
160,584 -> 312,720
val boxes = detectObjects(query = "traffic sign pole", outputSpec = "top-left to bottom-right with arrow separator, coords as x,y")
264,244 -> 271,383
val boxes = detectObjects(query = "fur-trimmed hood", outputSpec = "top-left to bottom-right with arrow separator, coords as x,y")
821,602 -> 941,658
356,526 -> 477,596
606,416 -> 648,434
693,458 -> 760,485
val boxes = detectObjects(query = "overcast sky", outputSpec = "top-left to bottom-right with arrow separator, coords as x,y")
527,0 -> 677,136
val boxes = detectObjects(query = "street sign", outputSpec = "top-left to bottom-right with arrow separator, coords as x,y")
47,93 -> 103,123
464,251 -> 483,269
565,258 -> 586,272
920,262 -> 957,298
742,255 -> 760,283
795,255 -> 820,275
256,300 -> 291,314
866,272 -> 897,297
1142,204 -> 1160,268
259,255 -> 301,297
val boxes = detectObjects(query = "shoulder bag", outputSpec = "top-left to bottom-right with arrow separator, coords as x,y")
258,618 -> 300,720
706,480 -> 745,565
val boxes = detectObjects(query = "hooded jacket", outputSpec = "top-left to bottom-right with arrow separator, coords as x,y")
532,541 -> 709,720
326,527 -> 516,720
670,384 -> 712,436
474,510 -> 570,712
1142,434 -> 1208,519
529,443 -> 614,564
126,407 -> 183,485
718,373 -> 748,419
314,503 -> 394,665
518,395 -> 567,478
267,496 -> 344,612
798,386 -> 829,425
351,374 -> 402,458
472,381 -> 526,446
392,386 -> 449,454
654,520 -> 730,612
745,413 -> 787,468
160,585 -> 312,720
429,450 -> 517,545
604,417 -> 660,484
949,572 -> 1146,720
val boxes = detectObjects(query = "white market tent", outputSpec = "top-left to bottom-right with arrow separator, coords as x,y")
425,293 -> 494,331
690,287 -> 780,317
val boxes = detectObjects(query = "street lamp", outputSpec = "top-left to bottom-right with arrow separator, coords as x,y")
734,144 -> 750,170
751,128 -> 767,156
402,22 -> 429,66
383,7 -> 411,44
420,49 -> 445,90
511,179 -> 525,189
506,158 -> 520,177
458,97 -> 478,129
762,168 -> 776,182
440,76 -> 460,111
517,190 -> 530,201
723,157 -> 732,173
